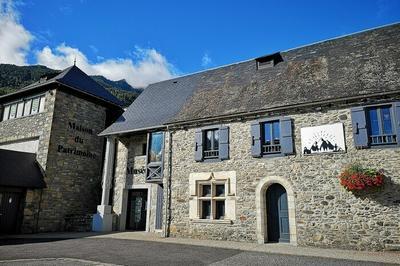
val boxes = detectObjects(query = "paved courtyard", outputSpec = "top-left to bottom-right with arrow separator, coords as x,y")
0,237 -> 398,266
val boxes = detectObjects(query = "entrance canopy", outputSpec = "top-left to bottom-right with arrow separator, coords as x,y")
0,149 -> 46,189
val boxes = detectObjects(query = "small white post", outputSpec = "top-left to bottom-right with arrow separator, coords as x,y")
92,136 -> 115,232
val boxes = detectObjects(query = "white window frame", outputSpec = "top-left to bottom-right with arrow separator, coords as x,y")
189,171 -> 236,223
198,181 -> 227,220
2,105 -> 10,121
1,94 -> 46,122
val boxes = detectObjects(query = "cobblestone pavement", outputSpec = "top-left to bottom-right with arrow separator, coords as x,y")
0,238 -> 398,266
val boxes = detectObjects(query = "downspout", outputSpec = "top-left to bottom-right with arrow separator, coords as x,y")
165,126 -> 173,237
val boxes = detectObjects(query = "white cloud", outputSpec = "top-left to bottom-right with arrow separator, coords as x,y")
0,0 -> 177,88
36,44 -> 176,88
201,52 -> 212,67
89,44 -> 99,54
0,0 -> 33,65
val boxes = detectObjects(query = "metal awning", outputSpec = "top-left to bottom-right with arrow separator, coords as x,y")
0,149 -> 46,189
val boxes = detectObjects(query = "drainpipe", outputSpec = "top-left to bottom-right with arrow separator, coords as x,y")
165,126 -> 173,237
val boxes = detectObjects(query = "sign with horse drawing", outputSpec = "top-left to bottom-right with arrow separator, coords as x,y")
301,123 -> 346,155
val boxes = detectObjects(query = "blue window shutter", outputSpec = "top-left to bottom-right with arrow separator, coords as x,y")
219,126 -> 229,160
280,117 -> 294,155
155,185 -> 163,230
194,129 -> 203,161
251,121 -> 262,157
394,102 -> 400,146
351,107 -> 369,148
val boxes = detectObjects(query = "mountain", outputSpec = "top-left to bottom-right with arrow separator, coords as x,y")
91,75 -> 142,94
0,64 -> 142,107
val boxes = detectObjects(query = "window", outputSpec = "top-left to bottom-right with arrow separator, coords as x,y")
1,94 -> 46,122
148,132 -> 163,163
23,99 -> 32,116
351,103 -> 399,148
2,105 -> 10,121
251,117 -> 293,157
199,183 -> 226,220
204,129 -> 219,159
194,126 -> 229,161
31,97 -> 40,114
367,106 -> 396,145
8,104 -> 17,119
262,120 -> 281,154
16,102 -> 24,118
39,96 -> 46,113
256,53 -> 283,70
146,131 -> 164,181
189,171 -> 236,222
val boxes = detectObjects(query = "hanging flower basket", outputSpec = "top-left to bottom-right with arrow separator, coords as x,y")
338,164 -> 384,191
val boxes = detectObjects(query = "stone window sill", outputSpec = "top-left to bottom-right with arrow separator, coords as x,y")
191,219 -> 232,224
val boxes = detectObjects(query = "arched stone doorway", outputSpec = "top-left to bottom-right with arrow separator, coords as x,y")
256,176 -> 297,245
266,184 -> 289,242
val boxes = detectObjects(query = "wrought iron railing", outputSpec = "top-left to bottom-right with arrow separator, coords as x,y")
262,144 -> 281,154
204,149 -> 219,159
370,134 -> 397,145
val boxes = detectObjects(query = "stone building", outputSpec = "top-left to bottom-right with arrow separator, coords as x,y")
0,65 -> 122,233
96,23 -> 400,251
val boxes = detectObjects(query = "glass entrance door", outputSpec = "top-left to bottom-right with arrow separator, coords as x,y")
126,189 -> 148,231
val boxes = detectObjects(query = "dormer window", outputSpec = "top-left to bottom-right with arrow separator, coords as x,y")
256,52 -> 283,70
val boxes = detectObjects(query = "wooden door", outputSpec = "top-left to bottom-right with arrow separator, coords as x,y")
266,184 -> 290,243
126,189 -> 147,231
0,191 -> 22,234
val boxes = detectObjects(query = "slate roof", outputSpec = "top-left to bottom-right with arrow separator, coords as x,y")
0,65 -> 122,107
100,23 -> 400,136
0,149 -> 46,189
100,74 -> 201,135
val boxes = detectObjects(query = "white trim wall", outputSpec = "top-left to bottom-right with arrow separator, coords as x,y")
0,138 -> 39,153
119,183 -> 153,232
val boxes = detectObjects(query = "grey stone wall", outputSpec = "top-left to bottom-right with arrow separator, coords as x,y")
167,100 -> 400,251
112,134 -> 163,233
38,90 -> 108,232
0,90 -> 56,232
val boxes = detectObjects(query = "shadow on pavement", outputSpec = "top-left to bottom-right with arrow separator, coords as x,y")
0,238 -> 70,246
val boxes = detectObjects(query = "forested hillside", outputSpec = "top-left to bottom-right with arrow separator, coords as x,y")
0,64 -> 142,106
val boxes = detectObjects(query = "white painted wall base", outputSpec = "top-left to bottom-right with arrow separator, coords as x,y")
0,138 -> 39,153
92,205 -> 113,232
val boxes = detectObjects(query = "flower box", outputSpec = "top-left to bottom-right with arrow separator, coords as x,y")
338,164 -> 384,191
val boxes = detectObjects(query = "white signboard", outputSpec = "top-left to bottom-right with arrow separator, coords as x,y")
301,123 -> 345,155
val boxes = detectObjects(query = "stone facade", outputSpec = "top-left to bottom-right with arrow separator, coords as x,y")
102,24 -> 400,252
165,99 -> 400,251
0,89 -> 56,232
36,90 -> 108,232
0,87 -> 117,233
111,134 -> 163,233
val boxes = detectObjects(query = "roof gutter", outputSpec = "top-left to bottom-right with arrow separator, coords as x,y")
98,124 -> 167,137
0,81 -> 54,101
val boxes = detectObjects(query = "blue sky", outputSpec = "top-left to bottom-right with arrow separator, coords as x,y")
0,0 -> 399,87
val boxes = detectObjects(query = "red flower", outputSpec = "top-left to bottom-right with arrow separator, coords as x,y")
338,164 -> 384,191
